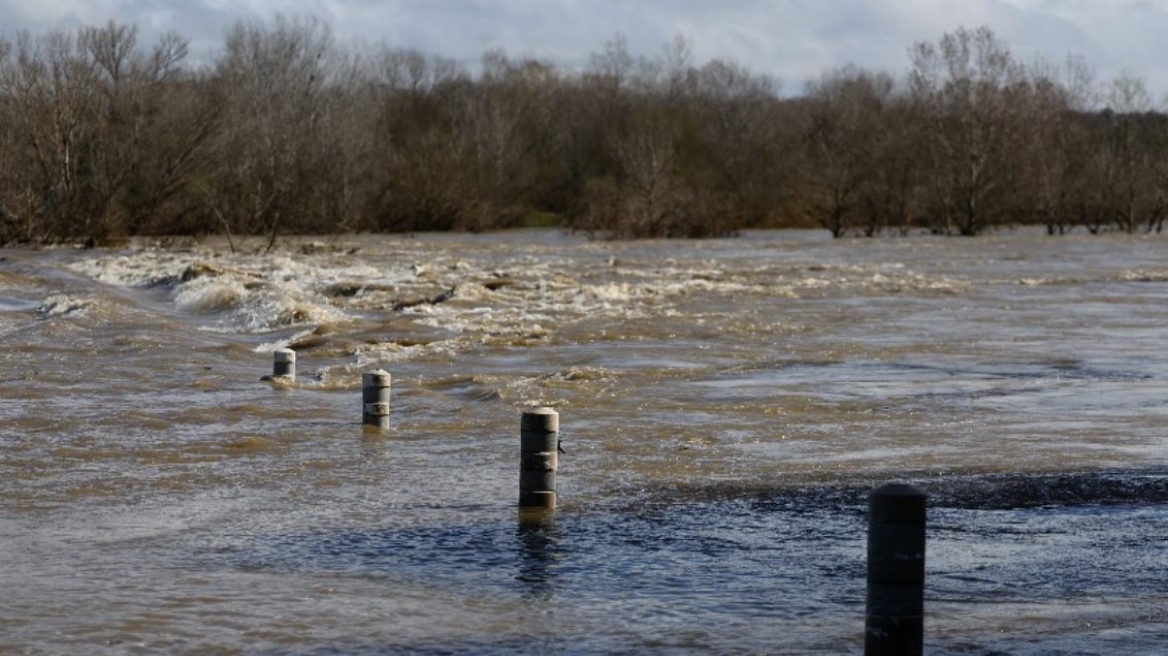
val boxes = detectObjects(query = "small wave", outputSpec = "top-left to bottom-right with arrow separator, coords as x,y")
1120,269 -> 1168,283
923,470 -> 1168,509
635,468 -> 1168,512
585,282 -> 636,302
39,294 -> 90,317
220,288 -> 342,333
63,236 -> 968,348
174,277 -> 247,313
0,296 -> 40,312
181,280 -> 341,334
69,250 -> 192,287
70,250 -> 350,333
1019,269 -> 1168,286
347,337 -> 463,369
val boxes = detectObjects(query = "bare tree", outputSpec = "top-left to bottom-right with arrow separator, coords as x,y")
586,33 -> 635,96
910,26 -> 1026,235
1096,74 -> 1160,233
364,47 -> 474,231
82,24 -> 218,239
455,51 -> 565,229
801,66 -> 895,237
0,30 -> 102,242
580,100 -> 685,238
9,18 -> 1167,244
690,58 -> 782,230
208,15 -> 336,251
999,56 -> 1093,235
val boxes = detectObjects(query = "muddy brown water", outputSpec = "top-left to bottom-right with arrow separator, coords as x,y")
2,230 -> 1168,654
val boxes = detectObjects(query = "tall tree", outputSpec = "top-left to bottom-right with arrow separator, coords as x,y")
801,66 -> 895,237
910,26 -> 1026,235
1097,74 -> 1160,233
0,29 -> 101,241
364,48 -> 472,232
208,15 -> 336,250
689,59 -> 782,230
1016,56 -> 1095,234
81,23 -> 217,239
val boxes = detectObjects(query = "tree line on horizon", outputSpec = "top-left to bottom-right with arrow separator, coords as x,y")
0,17 -> 1165,247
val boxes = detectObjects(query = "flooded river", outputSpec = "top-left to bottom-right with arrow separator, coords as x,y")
2,229 -> 1168,654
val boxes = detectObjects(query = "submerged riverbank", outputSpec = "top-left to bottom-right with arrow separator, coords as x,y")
3,229 -> 1168,653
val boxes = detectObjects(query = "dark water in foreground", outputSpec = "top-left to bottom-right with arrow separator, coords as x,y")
2,230 -> 1168,653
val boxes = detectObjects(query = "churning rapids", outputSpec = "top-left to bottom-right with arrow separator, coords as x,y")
3,229 -> 1168,654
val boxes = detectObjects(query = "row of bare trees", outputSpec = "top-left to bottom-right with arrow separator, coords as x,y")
801,26 -> 1168,238
0,19 -> 1165,245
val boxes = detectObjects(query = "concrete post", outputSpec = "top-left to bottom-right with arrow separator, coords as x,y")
273,348 -> 296,380
362,370 -> 391,430
519,407 -> 558,509
865,482 -> 926,656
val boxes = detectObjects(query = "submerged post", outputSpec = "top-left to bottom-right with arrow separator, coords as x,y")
273,348 -> 296,380
865,483 -> 927,656
519,407 -> 559,510
362,370 -> 392,430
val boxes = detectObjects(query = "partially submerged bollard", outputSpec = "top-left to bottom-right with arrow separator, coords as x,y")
519,407 -> 559,510
362,370 -> 392,430
272,348 -> 296,380
865,482 -> 927,656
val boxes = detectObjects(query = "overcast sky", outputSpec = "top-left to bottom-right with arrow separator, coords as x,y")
2,0 -> 1166,98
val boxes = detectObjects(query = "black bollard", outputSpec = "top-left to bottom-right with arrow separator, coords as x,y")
865,482 -> 926,656
273,348 -> 296,380
519,407 -> 559,510
362,370 -> 391,430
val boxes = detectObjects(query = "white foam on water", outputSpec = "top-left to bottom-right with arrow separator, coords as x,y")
70,249 -> 351,334
354,338 -> 460,366
173,276 -> 248,313
39,294 -> 91,317
62,236 -> 969,360
215,282 -> 344,334
69,250 -> 191,287
255,328 -> 319,354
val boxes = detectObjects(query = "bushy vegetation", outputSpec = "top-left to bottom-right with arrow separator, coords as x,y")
0,19 -> 1164,245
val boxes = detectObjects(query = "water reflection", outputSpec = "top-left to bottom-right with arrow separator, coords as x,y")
515,510 -> 563,598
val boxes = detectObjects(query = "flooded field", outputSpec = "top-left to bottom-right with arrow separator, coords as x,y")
2,229 -> 1168,654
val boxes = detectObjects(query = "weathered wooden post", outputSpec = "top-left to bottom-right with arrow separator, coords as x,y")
362,370 -> 391,430
273,348 -> 296,380
519,407 -> 559,510
866,482 -> 926,656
